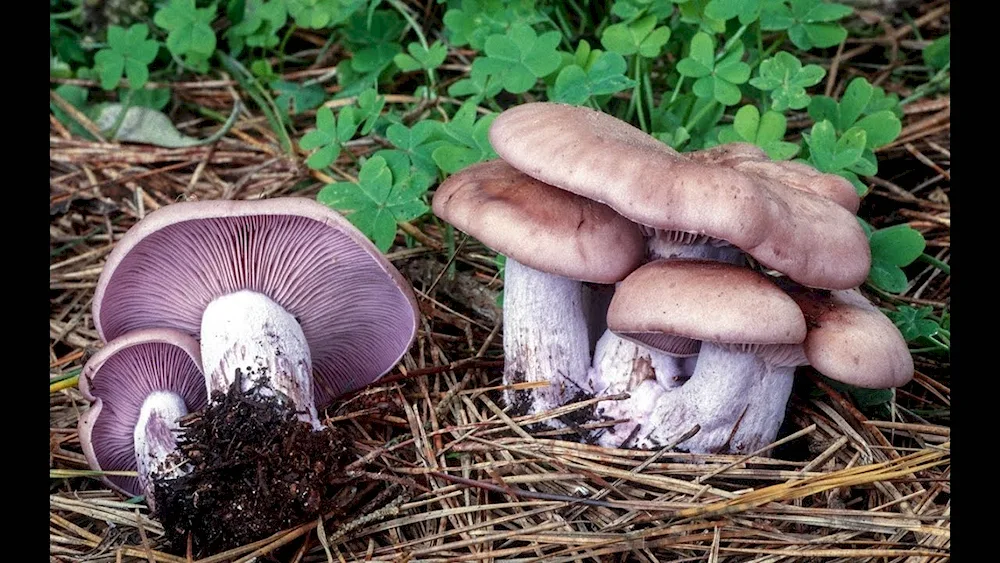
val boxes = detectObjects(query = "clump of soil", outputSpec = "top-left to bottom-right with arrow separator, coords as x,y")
153,376 -> 354,557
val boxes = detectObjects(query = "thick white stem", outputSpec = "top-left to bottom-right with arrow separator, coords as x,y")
134,391 -> 189,509
639,343 -> 769,453
201,290 -> 320,428
503,258 -> 591,415
726,365 -> 795,453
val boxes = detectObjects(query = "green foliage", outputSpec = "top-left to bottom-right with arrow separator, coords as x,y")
431,103 -> 498,173
286,0 -> 364,29
601,14 -> 672,59
804,77 -> 902,191
154,0 -> 218,71
394,41 -> 449,73
862,221 -> 927,294
49,0 -> 948,289
749,51 -> 825,111
718,105 -> 799,160
761,0 -> 854,50
271,80 -> 327,115
677,32 -> 751,106
227,0 -> 287,53
471,24 -> 562,94
923,33 -> 950,71
300,105 -> 361,169
443,0 -> 546,51
552,42 -> 635,105
317,153 -> 431,252
94,24 -> 161,91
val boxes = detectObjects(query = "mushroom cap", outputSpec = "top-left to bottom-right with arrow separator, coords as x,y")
784,285 -> 914,388
687,144 -> 860,213
489,102 -> 870,290
78,328 -> 207,497
92,197 -> 420,405
432,159 -> 646,283
608,259 -> 807,358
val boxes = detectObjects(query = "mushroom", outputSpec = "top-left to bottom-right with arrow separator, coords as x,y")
782,285 -> 913,389
92,198 -> 420,427
431,159 -> 646,415
723,284 -> 913,451
488,102 -> 870,289
78,328 -> 207,509
598,259 -> 809,453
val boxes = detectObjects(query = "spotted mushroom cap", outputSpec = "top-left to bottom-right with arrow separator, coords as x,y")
78,328 -> 207,497
92,197 -> 420,405
432,159 -> 646,283
782,285 -> 914,388
607,259 -> 808,364
489,102 -> 870,290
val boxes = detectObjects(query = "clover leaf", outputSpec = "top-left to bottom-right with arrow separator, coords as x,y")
448,64 -> 504,101
749,51 -> 825,111
705,0 -> 761,25
394,41 -> 448,73
552,49 -> 635,105
431,102 -> 498,173
374,120 -> 446,179
443,0 -> 547,50
299,106 -> 361,169
761,0 -> 854,50
865,223 -> 926,294
718,105 -> 800,160
354,89 -> 386,135
154,0 -> 217,70
471,24 -> 563,94
677,32 -> 751,106
808,78 -> 902,148
886,305 -> 943,343
601,14 -> 672,59
286,0 -> 363,29
227,0 -> 287,54
271,80 -> 327,115
94,24 -> 160,91
317,153 -> 431,252
923,33 -> 950,71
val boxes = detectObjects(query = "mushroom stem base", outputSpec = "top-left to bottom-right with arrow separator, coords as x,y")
502,258 -> 592,417
637,343 -> 794,454
201,290 -> 321,429
134,391 -> 189,509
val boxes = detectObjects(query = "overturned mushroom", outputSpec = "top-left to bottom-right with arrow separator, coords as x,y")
78,328 -> 207,510
432,159 -> 645,416
93,197 -> 420,425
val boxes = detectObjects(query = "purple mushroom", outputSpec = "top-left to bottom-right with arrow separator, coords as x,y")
78,328 -> 207,508
92,197 -> 420,427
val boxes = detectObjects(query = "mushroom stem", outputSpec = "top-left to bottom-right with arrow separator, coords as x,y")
503,258 -> 592,416
134,391 -> 190,508
589,330 -> 687,447
639,343 -> 802,453
200,290 -> 321,429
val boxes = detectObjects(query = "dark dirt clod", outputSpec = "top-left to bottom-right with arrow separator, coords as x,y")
153,377 -> 354,557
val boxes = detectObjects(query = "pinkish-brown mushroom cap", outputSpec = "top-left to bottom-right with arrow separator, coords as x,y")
784,285 -> 914,388
489,103 -> 870,290
78,328 -> 207,497
608,259 -> 808,358
92,197 -> 420,405
432,159 -> 646,283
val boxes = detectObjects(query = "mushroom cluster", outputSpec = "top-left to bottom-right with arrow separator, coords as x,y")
433,102 -> 912,453
79,198 -> 420,520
